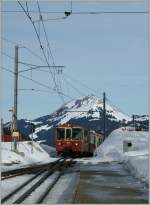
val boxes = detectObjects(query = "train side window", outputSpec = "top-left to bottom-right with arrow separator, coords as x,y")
57,128 -> 65,140
89,132 -> 94,144
66,128 -> 71,140
94,135 -> 96,145
87,131 -> 90,143
72,128 -> 82,140
85,135 -> 87,143
84,129 -> 88,143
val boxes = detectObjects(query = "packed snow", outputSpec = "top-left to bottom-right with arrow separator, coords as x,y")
94,128 -> 149,184
1,141 -> 58,171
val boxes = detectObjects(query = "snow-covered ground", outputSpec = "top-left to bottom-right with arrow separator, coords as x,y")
94,128 -> 149,184
76,128 -> 149,184
40,143 -> 57,157
1,141 -> 58,171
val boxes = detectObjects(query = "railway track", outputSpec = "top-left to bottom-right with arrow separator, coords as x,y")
1,158 -> 74,204
1,159 -> 60,180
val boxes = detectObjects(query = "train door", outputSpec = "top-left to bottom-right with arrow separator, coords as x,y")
65,128 -> 72,140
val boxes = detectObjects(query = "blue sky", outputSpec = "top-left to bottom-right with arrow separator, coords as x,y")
1,1 -> 148,122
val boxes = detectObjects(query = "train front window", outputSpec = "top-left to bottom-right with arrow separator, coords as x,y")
66,129 -> 71,140
57,128 -> 65,140
72,128 -> 82,140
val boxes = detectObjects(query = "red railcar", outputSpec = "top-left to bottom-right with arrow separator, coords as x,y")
56,124 -> 103,157
2,134 -> 12,142
2,128 -> 30,142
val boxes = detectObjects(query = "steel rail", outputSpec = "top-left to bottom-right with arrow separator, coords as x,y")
12,160 -> 65,204
1,169 -> 44,203
36,158 -> 74,203
1,159 -> 63,203
1,158 -> 73,204
1,159 -> 60,180
36,171 -> 63,204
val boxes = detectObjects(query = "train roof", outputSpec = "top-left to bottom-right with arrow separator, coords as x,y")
57,124 -> 83,128
57,124 -> 103,135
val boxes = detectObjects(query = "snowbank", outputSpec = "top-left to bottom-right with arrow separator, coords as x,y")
124,153 -> 149,184
1,141 -> 58,170
40,143 -> 57,157
94,128 -> 149,183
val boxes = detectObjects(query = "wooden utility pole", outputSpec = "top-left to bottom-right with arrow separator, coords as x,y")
103,92 -> 106,140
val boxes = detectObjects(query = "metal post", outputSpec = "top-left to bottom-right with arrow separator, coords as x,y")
13,46 -> 19,151
132,115 -> 135,130
1,118 -> 3,141
13,45 -> 18,131
31,132 -> 33,153
31,123 -> 35,153
99,109 -> 101,131
103,92 -> 106,140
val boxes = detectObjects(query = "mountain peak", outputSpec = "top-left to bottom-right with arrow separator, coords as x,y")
47,95 -> 131,125
12,95 -> 134,146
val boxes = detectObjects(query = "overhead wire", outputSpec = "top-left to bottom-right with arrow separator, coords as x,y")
1,41 -> 65,96
25,1 -> 30,16
36,2 -> 57,75
0,51 -> 64,79
36,0 -> 64,103
106,97 -> 131,118
0,51 -> 50,72
2,2 -> 145,115
36,1 -> 55,68
34,16 -> 68,23
1,51 -> 14,60
0,10 -> 148,14
19,88 -> 53,94
34,1 -> 72,23
1,37 -> 45,63
0,65 -> 71,99
17,0 -> 65,103
63,72 -> 101,96
1,50 -> 130,115
62,74 -> 86,97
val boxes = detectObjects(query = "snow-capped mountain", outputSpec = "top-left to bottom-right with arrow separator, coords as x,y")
134,115 -> 149,122
13,95 -> 133,146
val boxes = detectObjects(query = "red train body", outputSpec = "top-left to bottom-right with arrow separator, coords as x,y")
56,124 -> 103,157
2,134 -> 12,142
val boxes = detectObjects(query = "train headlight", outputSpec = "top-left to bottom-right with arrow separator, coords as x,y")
75,143 -> 78,146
